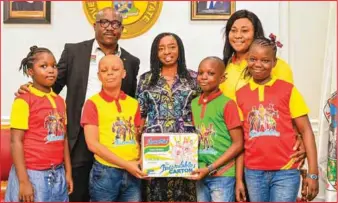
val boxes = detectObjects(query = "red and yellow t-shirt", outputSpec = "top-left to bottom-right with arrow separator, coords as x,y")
10,86 -> 67,170
235,77 -> 309,170
81,90 -> 141,168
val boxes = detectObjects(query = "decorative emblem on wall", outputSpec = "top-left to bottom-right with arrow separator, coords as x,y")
83,1 -> 163,39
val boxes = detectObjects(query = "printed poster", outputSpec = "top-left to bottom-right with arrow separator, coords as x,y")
142,133 -> 198,177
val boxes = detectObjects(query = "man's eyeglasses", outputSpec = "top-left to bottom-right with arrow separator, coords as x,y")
96,19 -> 122,29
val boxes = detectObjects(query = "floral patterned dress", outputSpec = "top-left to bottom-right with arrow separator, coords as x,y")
136,70 -> 200,202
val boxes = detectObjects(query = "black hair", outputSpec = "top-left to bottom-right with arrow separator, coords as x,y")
243,37 -> 278,78
222,10 -> 265,66
19,45 -> 53,76
149,32 -> 192,86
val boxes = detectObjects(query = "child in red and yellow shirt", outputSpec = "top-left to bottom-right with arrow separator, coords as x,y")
5,46 -> 73,202
81,55 -> 146,202
235,37 -> 319,202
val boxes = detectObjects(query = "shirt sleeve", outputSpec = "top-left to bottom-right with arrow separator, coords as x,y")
224,100 -> 242,130
81,100 -> 98,126
10,98 -> 29,130
289,87 -> 309,118
134,104 -> 141,127
233,94 -> 244,122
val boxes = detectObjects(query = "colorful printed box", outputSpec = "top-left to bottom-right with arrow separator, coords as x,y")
142,133 -> 198,177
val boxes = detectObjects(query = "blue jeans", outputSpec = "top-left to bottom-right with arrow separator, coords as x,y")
245,168 -> 300,202
5,164 -> 68,202
89,161 -> 141,202
196,176 -> 235,202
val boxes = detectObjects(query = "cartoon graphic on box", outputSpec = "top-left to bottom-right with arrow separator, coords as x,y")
142,133 -> 198,177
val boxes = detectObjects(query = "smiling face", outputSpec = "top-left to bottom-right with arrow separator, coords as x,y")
229,18 -> 255,54
197,58 -> 225,96
247,44 -> 276,84
98,55 -> 126,90
94,9 -> 123,48
28,52 -> 58,92
157,35 -> 179,67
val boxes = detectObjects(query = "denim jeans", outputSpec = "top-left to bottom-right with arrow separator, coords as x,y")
245,168 -> 300,202
5,164 -> 68,202
89,161 -> 141,202
196,176 -> 235,202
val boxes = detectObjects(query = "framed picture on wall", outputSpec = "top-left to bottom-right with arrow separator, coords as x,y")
191,1 -> 235,20
3,1 -> 51,24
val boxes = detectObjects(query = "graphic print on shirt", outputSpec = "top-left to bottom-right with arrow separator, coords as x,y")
196,123 -> 217,155
112,116 -> 136,145
248,103 -> 280,138
44,111 -> 66,143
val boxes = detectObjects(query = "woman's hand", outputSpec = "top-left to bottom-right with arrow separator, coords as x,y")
290,135 -> 306,168
15,82 -> 32,97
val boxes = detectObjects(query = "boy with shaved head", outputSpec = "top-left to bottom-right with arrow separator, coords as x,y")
81,55 -> 146,202
190,56 -> 244,202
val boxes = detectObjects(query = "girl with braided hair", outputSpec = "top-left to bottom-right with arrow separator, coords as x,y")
235,37 -> 319,202
5,46 -> 73,202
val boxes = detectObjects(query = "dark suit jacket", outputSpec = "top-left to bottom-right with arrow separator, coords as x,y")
53,39 -> 140,167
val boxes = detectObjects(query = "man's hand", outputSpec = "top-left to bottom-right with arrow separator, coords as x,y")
290,135 -> 306,168
188,167 -> 209,181
15,82 -> 32,97
125,161 -> 147,179
66,172 -> 73,194
19,180 -> 34,202
236,180 -> 247,202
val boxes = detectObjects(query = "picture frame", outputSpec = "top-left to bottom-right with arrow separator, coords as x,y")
3,1 -> 51,24
191,1 -> 236,20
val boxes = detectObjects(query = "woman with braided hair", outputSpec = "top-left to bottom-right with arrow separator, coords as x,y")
136,32 -> 200,202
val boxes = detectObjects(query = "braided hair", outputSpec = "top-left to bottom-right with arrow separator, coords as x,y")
243,37 -> 278,78
149,32 -> 192,86
19,46 -> 53,76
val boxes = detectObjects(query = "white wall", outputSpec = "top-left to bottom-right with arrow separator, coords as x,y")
1,1 -> 335,123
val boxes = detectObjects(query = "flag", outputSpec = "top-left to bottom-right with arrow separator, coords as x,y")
317,2 -> 337,202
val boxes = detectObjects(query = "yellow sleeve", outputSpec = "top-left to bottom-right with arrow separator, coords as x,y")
272,58 -> 294,84
289,87 -> 309,118
10,98 -> 29,130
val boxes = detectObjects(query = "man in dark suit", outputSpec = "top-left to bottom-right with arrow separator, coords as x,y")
14,7 -> 140,202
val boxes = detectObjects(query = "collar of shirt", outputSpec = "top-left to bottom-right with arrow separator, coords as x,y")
92,39 -> 122,57
29,85 -> 56,97
249,75 -> 278,91
99,89 -> 127,102
198,89 -> 222,105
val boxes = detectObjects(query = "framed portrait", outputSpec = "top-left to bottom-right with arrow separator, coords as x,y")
191,1 -> 235,20
3,1 -> 51,24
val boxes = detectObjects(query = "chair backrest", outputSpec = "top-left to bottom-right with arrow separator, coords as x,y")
1,128 -> 12,181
